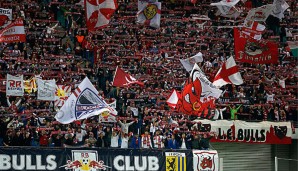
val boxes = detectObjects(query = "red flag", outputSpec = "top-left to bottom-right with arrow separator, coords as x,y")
85,0 -> 118,30
112,66 -> 144,87
0,18 -> 26,43
234,27 -> 278,64
166,89 -> 181,109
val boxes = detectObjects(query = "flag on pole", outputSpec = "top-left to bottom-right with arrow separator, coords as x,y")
241,21 -> 265,40
210,0 -> 240,15
245,4 -> 273,22
0,18 -> 26,43
54,85 -> 71,106
137,0 -> 161,28
85,0 -> 118,30
55,77 -> 112,124
166,89 -> 180,109
180,52 -> 203,72
271,0 -> 289,19
213,57 -> 243,87
112,66 -> 144,87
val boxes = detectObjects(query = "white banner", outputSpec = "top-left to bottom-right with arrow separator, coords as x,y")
37,79 -> 56,101
6,74 -> 24,96
55,77 -> 112,124
137,1 -> 161,28
193,150 -> 219,171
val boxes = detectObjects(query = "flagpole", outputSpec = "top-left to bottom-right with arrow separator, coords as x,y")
111,66 -> 118,86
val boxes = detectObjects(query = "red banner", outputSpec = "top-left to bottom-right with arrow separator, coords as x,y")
0,18 -> 26,43
234,27 -> 278,64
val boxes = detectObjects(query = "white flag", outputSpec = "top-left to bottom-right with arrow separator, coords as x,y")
180,52 -> 203,72
245,4 -> 274,22
271,0 -> 289,19
54,85 -> 71,106
166,89 -> 180,109
37,79 -> 56,101
137,0 -> 161,28
55,77 -> 112,124
211,0 -> 240,15
6,74 -> 24,96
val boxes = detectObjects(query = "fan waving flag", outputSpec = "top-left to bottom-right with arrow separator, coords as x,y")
241,21 -> 265,40
137,0 -> 161,28
166,89 -> 181,109
213,57 -> 243,87
0,18 -> 25,43
112,66 -> 144,87
55,77 -> 112,124
85,0 -> 118,30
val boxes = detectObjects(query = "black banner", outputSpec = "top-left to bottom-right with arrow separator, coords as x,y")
0,147 -> 194,171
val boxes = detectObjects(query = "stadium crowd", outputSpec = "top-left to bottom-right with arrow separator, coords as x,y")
0,0 -> 297,148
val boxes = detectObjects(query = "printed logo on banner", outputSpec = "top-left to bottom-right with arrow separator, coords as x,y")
75,88 -> 107,119
60,150 -> 110,170
165,152 -> 186,171
193,150 -> 218,171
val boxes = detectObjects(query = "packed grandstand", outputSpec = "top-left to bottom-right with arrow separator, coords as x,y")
0,0 -> 297,152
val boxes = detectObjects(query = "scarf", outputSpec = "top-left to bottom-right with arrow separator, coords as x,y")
155,135 -> 162,148
143,135 -> 150,147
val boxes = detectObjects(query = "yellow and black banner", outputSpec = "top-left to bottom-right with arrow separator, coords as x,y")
165,152 -> 186,171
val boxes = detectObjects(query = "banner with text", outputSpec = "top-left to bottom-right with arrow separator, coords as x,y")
6,74 -> 24,96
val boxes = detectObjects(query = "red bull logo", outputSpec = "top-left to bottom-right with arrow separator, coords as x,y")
60,150 -> 111,170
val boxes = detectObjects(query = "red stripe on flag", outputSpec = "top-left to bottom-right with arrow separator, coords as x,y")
74,87 -> 81,97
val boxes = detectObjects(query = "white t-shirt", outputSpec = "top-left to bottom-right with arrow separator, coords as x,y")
111,134 -> 119,147
121,137 -> 129,148
181,139 -> 187,149
266,94 -> 275,102
75,130 -> 87,142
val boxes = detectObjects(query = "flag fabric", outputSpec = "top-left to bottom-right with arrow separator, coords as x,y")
287,41 -> 298,57
245,4 -> 273,22
85,0 -> 118,30
112,66 -> 144,87
24,77 -> 37,94
241,21 -> 265,40
215,7 -> 241,18
176,64 -> 222,116
0,8 -> 12,27
54,85 -> 71,106
213,57 -> 243,87
37,79 -> 56,101
108,99 -> 116,109
166,89 -> 180,109
0,18 -> 26,43
211,0 -> 240,15
6,74 -> 24,96
180,52 -> 203,72
271,0 -> 289,19
55,77 -> 112,124
234,27 -> 278,64
137,0 -> 161,28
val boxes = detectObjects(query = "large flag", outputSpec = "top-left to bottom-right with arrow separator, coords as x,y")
180,52 -> 203,72
213,57 -> 243,87
0,8 -> 12,27
0,18 -> 26,43
55,77 -> 112,124
112,66 -> 144,87
245,4 -> 273,22
271,0 -> 289,19
6,74 -> 24,96
85,0 -> 118,30
137,0 -> 161,28
166,89 -> 180,109
176,64 -> 222,116
211,0 -> 240,15
54,85 -> 71,106
234,27 -> 278,64
241,20 -> 265,40
37,79 -> 56,101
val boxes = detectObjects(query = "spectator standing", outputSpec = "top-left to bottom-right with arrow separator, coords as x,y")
141,131 -> 152,149
110,129 -> 119,148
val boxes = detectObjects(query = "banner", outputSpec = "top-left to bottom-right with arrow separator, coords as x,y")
0,8 -> 12,27
24,77 -> 37,94
234,27 -> 278,64
6,74 -> 24,96
85,0 -> 118,30
37,79 -> 56,101
193,150 -> 218,171
55,85 -> 71,106
55,77 -> 112,124
137,0 -> 161,28
0,18 -> 26,43
165,152 -> 187,171
193,119 -> 292,144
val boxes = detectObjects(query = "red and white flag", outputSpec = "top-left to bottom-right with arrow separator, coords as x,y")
213,57 -> 243,87
55,85 -> 71,106
0,18 -> 25,43
85,0 -> 118,30
137,0 -> 161,28
166,89 -> 180,109
245,4 -> 273,22
112,66 -> 144,87
241,21 -> 265,40
0,8 -> 12,27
